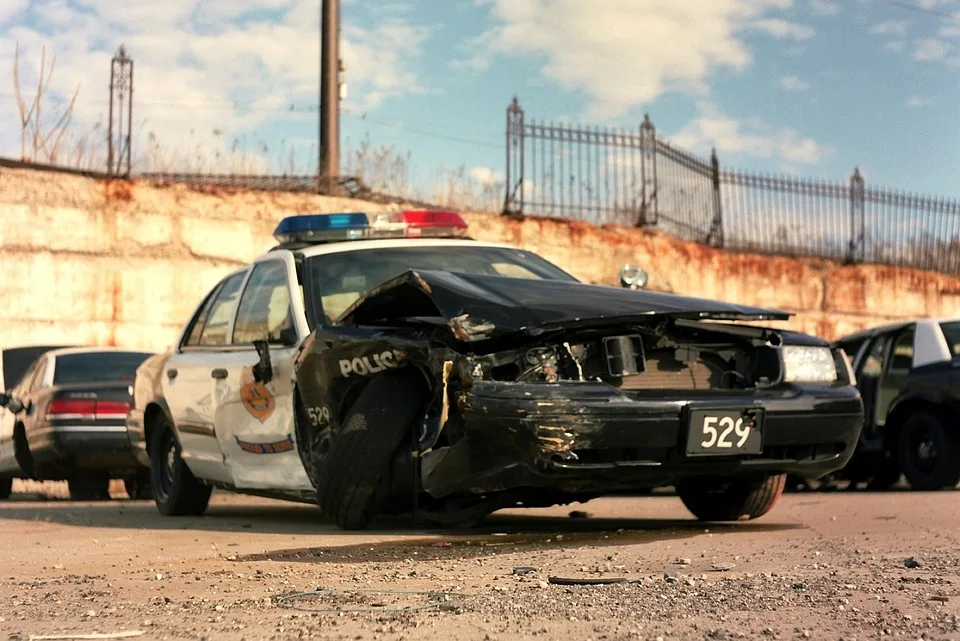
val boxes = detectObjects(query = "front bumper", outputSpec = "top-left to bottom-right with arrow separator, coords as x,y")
420,380 -> 864,498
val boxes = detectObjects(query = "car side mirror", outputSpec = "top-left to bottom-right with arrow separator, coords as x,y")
619,264 -> 649,290
252,339 -> 274,385
1,393 -> 24,414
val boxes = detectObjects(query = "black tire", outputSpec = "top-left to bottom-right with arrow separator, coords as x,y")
676,474 -> 787,521
150,413 -> 212,516
314,373 -> 427,530
68,475 -> 111,501
124,471 -> 154,500
0,476 -> 12,500
897,411 -> 960,491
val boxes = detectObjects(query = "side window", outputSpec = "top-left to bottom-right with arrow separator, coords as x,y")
888,329 -> 914,373
198,272 -> 249,347
182,284 -> 223,348
31,359 -> 48,391
836,338 -> 867,366
17,360 -> 41,394
860,336 -> 889,378
232,261 -> 296,345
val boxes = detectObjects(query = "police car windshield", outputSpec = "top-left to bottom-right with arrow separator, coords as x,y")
308,245 -> 578,323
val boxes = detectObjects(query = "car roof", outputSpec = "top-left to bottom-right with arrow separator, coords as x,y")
281,237 -> 526,260
45,346 -> 155,358
834,317 -> 960,344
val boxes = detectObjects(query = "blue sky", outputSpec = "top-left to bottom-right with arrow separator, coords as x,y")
1,0 -> 959,200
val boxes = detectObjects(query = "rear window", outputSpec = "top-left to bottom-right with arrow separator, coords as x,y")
2,346 -> 68,390
52,352 -> 153,385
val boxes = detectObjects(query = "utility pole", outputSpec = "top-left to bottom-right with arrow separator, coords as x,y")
318,0 -> 341,194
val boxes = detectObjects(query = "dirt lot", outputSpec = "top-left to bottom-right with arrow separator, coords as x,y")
1,480 -> 958,641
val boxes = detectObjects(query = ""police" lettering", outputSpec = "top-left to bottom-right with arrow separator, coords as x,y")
338,350 -> 403,378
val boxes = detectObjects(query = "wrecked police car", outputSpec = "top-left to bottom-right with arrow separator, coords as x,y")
128,210 -> 864,529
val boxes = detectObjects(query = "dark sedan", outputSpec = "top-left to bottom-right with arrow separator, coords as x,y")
0,346 -> 155,500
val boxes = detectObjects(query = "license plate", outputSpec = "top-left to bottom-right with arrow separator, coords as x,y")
685,408 -> 764,457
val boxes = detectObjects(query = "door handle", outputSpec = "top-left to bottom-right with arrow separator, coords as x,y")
211,368 -> 229,380
166,369 -> 178,380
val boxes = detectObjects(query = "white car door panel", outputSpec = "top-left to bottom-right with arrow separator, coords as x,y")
213,346 -> 311,490
164,269 -> 250,484
213,258 -> 312,491
162,351 -> 230,483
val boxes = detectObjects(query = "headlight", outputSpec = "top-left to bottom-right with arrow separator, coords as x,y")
781,345 -> 838,383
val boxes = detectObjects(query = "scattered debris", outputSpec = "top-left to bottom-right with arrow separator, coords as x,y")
712,563 -> 736,572
904,557 -> 922,569
568,510 -> 590,519
547,576 -> 628,586
513,567 -> 537,576
28,633 -> 144,640
676,558 -> 692,565
930,595 -> 950,603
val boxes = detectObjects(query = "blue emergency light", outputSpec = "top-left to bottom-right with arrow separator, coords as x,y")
273,209 -> 469,245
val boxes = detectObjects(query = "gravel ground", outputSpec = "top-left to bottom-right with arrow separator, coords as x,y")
1,480 -> 958,641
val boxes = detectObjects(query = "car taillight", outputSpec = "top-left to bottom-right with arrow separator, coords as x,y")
47,399 -> 131,420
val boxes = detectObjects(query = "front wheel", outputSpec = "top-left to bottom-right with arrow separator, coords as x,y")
314,373 -> 428,530
676,474 -> 787,521
150,415 -> 212,516
0,476 -> 12,500
897,411 -> 960,491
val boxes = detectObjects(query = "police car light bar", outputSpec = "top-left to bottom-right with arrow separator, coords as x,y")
273,210 -> 469,245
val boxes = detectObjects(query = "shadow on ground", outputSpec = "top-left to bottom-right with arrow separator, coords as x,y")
235,515 -> 804,565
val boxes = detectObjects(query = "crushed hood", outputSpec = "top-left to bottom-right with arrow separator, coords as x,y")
338,269 -> 792,341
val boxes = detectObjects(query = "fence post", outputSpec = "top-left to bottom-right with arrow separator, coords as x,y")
638,114 -> 657,227
502,96 -> 525,216
845,167 -> 865,264
706,148 -> 724,248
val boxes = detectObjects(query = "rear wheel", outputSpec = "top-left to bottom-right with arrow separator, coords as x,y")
897,411 -> 960,491
68,475 -> 111,501
314,373 -> 428,530
676,474 -> 787,521
150,414 -> 212,516
0,476 -> 12,500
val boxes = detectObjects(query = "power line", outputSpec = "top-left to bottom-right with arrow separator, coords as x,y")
874,0 -> 960,20
0,93 -> 502,149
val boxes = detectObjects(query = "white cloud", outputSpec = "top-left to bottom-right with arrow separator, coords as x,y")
810,0 -> 840,16
906,95 -> 935,107
870,20 -> 909,37
746,18 -> 815,40
779,75 -> 810,91
0,1 -> 430,170
913,38 -> 951,61
469,166 -> 504,186
459,0 -> 803,121
885,40 -> 906,52
0,0 -> 28,24
670,102 -> 831,167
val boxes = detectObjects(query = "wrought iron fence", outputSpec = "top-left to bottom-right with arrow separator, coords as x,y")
504,97 -> 960,273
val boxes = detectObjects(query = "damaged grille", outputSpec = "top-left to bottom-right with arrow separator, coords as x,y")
618,350 -> 726,391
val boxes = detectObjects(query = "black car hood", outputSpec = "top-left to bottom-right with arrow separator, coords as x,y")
338,269 -> 791,342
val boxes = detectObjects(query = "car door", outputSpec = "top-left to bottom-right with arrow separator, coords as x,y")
855,332 -> 894,446
162,269 -> 250,484
211,257 -> 313,491
0,357 -> 42,474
